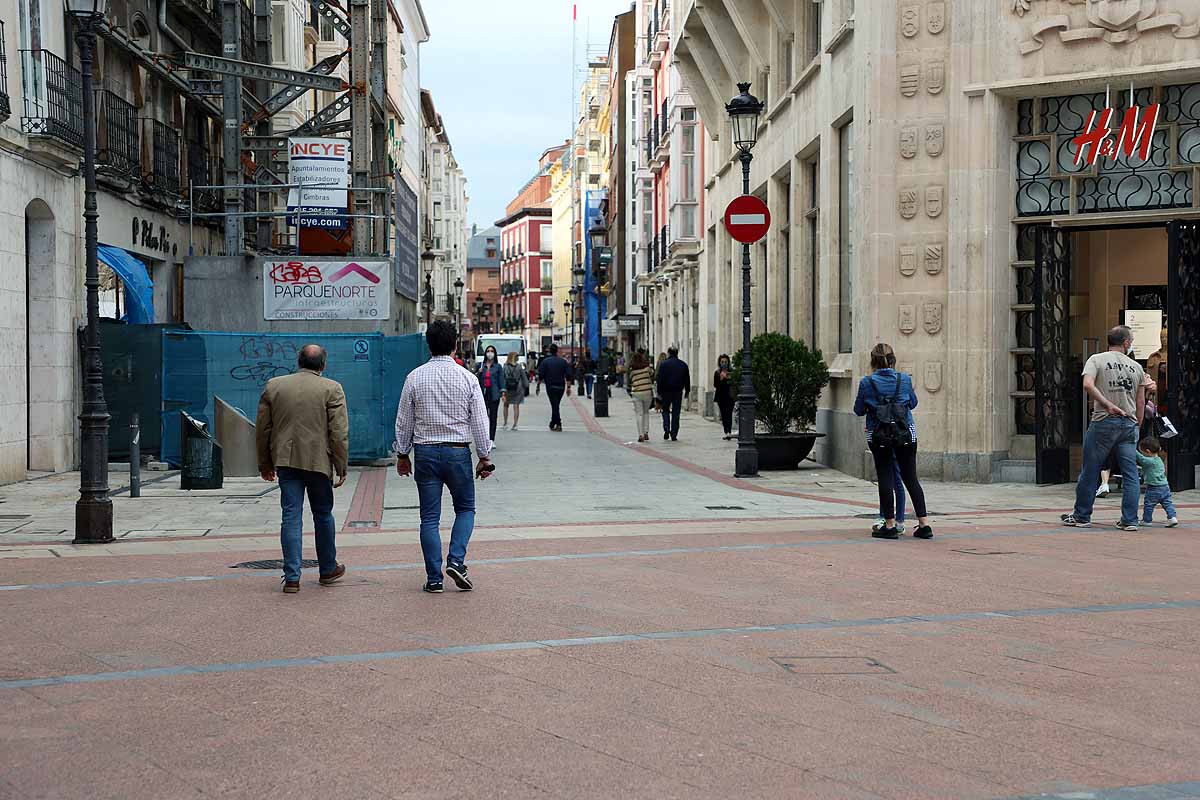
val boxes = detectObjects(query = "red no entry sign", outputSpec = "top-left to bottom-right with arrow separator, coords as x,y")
723,195 -> 771,244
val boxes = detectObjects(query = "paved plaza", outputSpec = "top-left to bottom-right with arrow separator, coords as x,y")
1,395 -> 1199,799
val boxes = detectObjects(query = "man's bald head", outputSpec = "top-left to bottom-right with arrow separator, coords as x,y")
298,344 -> 327,372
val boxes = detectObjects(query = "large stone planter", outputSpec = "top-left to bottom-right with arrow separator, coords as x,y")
755,432 -> 825,471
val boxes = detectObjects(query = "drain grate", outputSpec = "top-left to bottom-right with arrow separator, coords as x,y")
231,559 -> 318,570
770,656 -> 896,676
951,548 -> 1017,556
706,505 -> 746,511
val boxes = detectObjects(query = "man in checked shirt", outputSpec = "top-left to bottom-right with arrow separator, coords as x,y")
394,320 -> 494,593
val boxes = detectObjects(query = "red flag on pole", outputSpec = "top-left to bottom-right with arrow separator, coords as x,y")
573,3 -> 577,20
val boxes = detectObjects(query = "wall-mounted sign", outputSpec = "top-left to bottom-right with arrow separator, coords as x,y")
394,174 -> 420,302
1072,104 -> 1160,167
617,316 -> 643,330
286,138 -> 349,230
1123,308 -> 1163,361
263,259 -> 390,320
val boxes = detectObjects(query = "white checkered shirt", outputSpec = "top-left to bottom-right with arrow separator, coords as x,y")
394,356 -> 492,457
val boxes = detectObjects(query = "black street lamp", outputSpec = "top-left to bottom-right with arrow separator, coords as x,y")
70,0 -> 113,543
568,284 -> 579,385
589,223 -> 611,418
453,276 -> 464,352
726,81 -> 765,478
421,248 -> 436,325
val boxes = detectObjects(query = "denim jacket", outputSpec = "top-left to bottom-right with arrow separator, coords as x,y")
477,363 -> 505,403
853,369 -> 919,441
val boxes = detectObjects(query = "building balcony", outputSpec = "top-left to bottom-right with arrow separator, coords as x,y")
142,118 -> 181,199
19,49 -> 84,152
96,90 -> 140,181
186,138 -> 221,213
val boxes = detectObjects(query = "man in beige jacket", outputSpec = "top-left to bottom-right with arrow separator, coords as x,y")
256,344 -> 349,593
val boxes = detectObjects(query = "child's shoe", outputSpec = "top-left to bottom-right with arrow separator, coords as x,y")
1166,517 -> 1179,528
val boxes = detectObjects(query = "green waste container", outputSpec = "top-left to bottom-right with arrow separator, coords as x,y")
180,411 -> 223,490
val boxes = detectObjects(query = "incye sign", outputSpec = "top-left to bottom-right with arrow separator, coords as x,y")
1072,104 -> 1160,167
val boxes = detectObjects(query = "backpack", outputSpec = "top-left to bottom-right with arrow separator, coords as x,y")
872,374 -> 912,449
505,366 -> 519,392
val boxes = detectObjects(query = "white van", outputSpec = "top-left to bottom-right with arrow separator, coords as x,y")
475,335 -> 527,371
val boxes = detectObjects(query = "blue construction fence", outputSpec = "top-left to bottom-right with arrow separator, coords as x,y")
160,330 -> 428,467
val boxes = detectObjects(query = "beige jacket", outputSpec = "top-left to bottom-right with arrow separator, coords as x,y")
256,369 -> 349,479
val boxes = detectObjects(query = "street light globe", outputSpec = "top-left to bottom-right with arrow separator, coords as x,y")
65,0 -> 106,17
588,224 -> 607,250
725,82 -> 764,154
568,286 -> 578,300
453,276 -> 464,290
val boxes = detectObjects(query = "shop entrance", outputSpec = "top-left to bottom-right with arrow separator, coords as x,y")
1032,221 -> 1200,488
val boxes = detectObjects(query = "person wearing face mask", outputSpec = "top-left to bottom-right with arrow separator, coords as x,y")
1062,325 -> 1146,531
713,355 -> 736,440
476,346 -> 505,443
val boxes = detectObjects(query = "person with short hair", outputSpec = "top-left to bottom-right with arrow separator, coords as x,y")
395,320 -> 494,593
1137,436 -> 1178,527
501,351 -> 530,431
656,347 -> 691,441
537,343 -> 572,432
1063,325 -> 1146,530
627,351 -> 655,442
854,343 -> 932,540
256,344 -> 349,593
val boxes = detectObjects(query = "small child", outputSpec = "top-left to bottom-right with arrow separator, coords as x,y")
1136,437 -> 1178,528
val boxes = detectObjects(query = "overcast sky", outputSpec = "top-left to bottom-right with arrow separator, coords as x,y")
420,0 -> 636,231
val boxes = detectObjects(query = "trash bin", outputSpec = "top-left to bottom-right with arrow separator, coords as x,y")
180,411 -> 224,490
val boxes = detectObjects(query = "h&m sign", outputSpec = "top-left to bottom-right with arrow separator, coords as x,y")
1072,103 -> 1160,167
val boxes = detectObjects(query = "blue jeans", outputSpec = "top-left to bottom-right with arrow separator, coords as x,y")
414,444 -> 476,581
1142,485 -> 1177,523
1073,416 -> 1139,524
585,374 -> 595,396
277,467 -> 338,582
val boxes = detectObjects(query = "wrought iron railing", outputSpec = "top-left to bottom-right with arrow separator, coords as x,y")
659,225 -> 668,264
186,138 -> 221,212
143,118 -> 181,197
97,90 -> 139,178
0,21 -> 10,121
20,49 -> 84,148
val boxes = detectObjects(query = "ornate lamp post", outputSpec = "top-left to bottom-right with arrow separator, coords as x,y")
568,285 -> 579,380
421,248 -> 436,325
453,275 -> 464,352
70,0 -> 113,543
726,82 -> 765,478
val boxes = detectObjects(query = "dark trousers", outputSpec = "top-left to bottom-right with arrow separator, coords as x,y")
546,385 -> 565,428
276,466 -> 337,582
869,441 -> 927,520
717,398 -> 735,434
485,399 -> 500,440
661,390 -> 684,437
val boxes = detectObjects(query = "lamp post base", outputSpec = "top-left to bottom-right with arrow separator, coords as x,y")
734,446 -> 759,478
74,498 -> 114,544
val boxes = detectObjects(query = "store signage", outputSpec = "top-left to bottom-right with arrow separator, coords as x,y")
617,316 -> 643,330
286,137 -> 349,229
394,174 -> 420,302
263,259 -> 390,320
1072,104 -> 1160,167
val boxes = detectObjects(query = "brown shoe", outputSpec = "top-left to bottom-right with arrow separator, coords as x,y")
282,579 -> 300,593
318,563 -> 346,586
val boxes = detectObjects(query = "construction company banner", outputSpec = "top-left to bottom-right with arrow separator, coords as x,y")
286,138 -> 349,230
263,259 -> 391,320
393,173 -> 420,301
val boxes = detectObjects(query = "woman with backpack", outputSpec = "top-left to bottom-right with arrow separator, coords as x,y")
853,343 -> 933,540
501,351 -> 530,431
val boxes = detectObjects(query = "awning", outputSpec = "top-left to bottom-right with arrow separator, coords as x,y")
97,245 -> 155,324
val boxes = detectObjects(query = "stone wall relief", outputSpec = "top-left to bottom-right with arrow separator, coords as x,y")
924,361 -> 944,393
925,186 -> 944,218
902,3 -> 920,37
900,126 -> 918,159
925,123 -> 944,157
899,304 -> 916,335
923,302 -> 944,335
1013,0 -> 1199,54
900,64 -> 921,97
926,59 -> 945,95
899,244 -> 917,277
928,2 -> 946,34
899,189 -> 919,219
925,243 -> 944,275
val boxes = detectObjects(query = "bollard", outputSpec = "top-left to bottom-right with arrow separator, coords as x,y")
130,412 -> 141,498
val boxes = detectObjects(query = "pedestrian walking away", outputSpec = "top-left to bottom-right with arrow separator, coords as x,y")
395,321 -> 494,593
1137,436 -> 1179,527
656,347 -> 691,441
502,351 -> 530,431
713,354 -> 736,440
627,351 -> 655,442
854,342 -> 932,540
582,349 -> 597,398
476,345 -> 504,443
255,344 -> 349,593
1062,325 -> 1146,531
538,342 -> 573,432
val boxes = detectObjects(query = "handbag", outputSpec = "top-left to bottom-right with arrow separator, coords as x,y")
1155,415 -> 1179,439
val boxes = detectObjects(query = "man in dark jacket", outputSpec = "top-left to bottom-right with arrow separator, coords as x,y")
656,347 -> 691,441
537,343 -> 573,432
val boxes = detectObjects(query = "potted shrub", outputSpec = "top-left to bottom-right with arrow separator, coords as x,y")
732,332 -> 830,470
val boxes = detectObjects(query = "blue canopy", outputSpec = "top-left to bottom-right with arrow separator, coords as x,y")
97,245 -> 155,324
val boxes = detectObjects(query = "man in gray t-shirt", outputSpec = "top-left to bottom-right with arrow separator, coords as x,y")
1064,325 -> 1146,529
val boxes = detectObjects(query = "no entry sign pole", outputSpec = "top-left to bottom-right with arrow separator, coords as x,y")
724,169 -> 772,477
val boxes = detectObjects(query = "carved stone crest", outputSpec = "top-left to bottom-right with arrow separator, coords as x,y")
1013,0 -> 1198,54
899,189 -> 918,220
901,3 -> 920,37
900,65 -> 920,98
925,186 -> 944,218
899,125 -> 918,159
925,123 -> 944,157
924,361 -> 944,393
928,1 -> 946,34
899,244 -> 917,277
899,304 -> 916,335
923,302 -> 944,335
924,243 -> 944,275
926,59 -> 945,95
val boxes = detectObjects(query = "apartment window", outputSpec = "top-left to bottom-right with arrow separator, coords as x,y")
540,224 -> 552,251
433,202 -> 442,220
319,16 -> 336,41
805,0 -> 823,62
778,33 -> 795,94
838,120 -> 854,354
271,3 -> 287,63
805,159 -> 820,348
540,260 -> 552,288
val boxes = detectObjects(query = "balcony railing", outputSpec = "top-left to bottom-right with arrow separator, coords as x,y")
0,21 -> 10,121
144,118 -> 180,197
20,49 -> 83,148
659,225 -> 668,264
97,90 -> 139,179
540,277 -> 553,291
187,138 -> 221,212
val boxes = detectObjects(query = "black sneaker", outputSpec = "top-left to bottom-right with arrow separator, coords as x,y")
1061,514 -> 1091,528
663,432 -> 670,441
422,580 -> 444,593
445,563 -> 474,591
671,435 -> 678,441
913,526 -> 933,540
871,527 -> 899,540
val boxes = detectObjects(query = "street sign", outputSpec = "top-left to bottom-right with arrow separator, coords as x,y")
601,319 -> 618,337
723,195 -> 771,244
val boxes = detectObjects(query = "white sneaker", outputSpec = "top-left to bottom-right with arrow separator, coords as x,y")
1095,484 -> 1110,498
511,425 -> 518,431
871,518 -> 885,532
1167,517 -> 1179,527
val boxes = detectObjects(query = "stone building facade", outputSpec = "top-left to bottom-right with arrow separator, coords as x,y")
669,0 -> 1200,484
